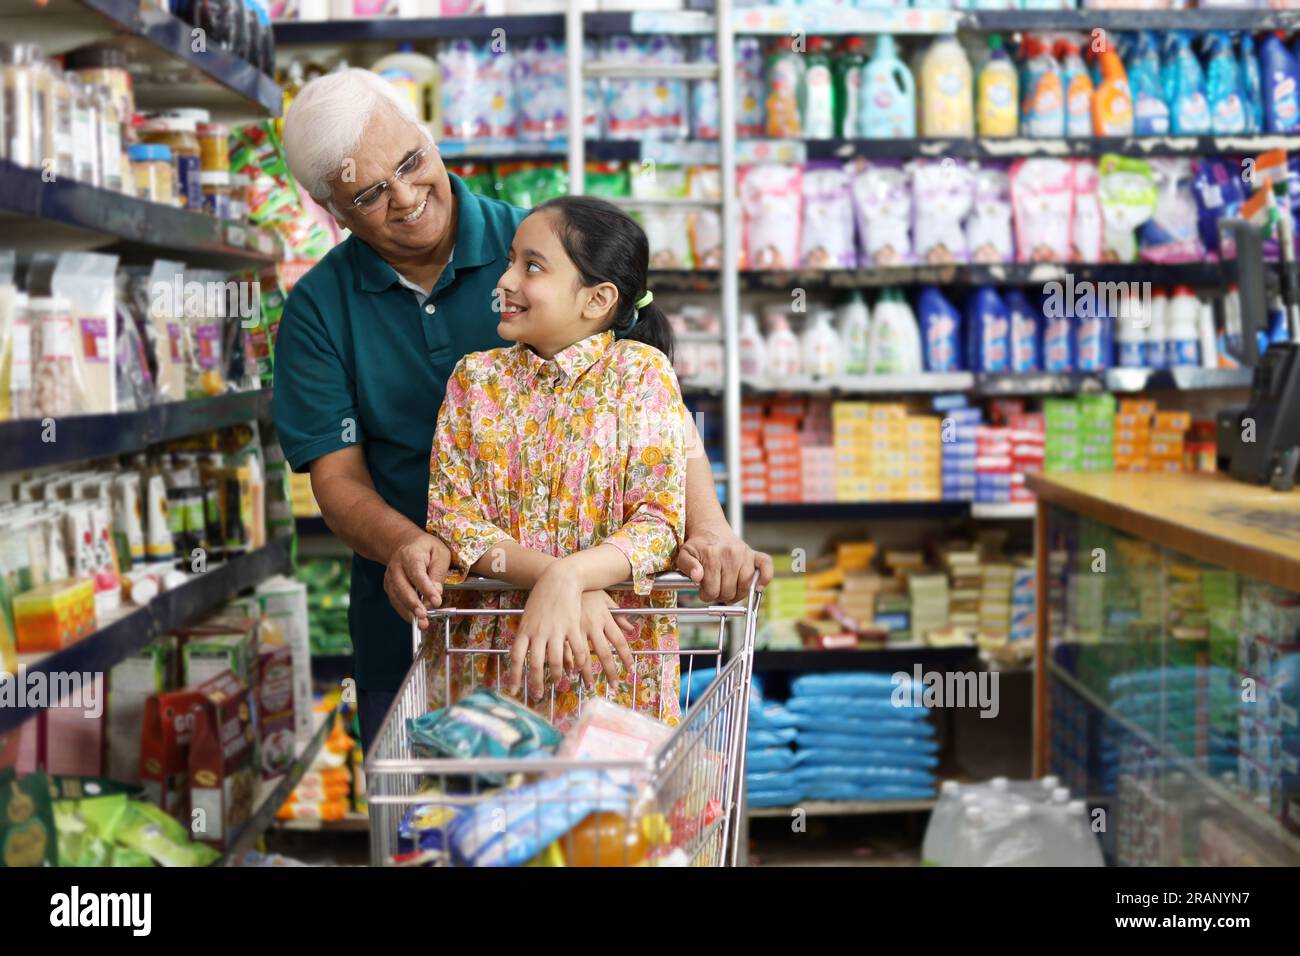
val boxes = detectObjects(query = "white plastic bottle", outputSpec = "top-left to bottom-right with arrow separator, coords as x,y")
837,291 -> 872,376
739,311 -> 768,379
950,805 -> 988,866
1199,299 -> 1218,369
765,312 -> 803,381
1167,285 -> 1201,367
802,309 -> 843,378
1068,799 -> 1105,866
868,288 -> 923,374
922,780 -> 960,866
1146,288 -> 1169,370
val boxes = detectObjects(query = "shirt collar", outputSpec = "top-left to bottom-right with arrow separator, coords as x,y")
514,331 -> 613,387
352,172 -> 489,294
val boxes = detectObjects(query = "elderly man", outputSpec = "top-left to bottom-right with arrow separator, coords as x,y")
273,69 -> 772,750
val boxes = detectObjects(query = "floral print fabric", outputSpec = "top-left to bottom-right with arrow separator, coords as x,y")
425,331 -> 687,730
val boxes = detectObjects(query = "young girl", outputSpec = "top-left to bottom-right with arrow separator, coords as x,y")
424,196 -> 687,731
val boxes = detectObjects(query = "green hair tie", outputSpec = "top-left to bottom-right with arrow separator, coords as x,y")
635,290 -> 653,309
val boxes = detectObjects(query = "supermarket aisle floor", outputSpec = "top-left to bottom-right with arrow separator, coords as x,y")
748,812 -> 928,867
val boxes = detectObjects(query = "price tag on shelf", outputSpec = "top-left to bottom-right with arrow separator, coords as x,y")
630,11 -> 714,34
736,140 -> 806,165
225,223 -> 247,249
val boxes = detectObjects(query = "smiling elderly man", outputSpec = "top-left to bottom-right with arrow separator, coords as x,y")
273,69 -> 772,749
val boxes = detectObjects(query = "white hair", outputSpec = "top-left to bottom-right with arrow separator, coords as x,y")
282,67 -> 430,203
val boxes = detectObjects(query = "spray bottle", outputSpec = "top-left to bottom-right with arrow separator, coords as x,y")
1055,35 -> 1095,138
1128,30 -> 1170,136
1205,31 -> 1247,134
1020,34 -> 1065,137
1092,42 -> 1135,136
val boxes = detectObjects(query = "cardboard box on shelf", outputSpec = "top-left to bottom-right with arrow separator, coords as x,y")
180,622 -> 257,690
107,638 -> 178,785
188,670 -> 256,848
139,687 -> 207,818
255,575 -> 313,744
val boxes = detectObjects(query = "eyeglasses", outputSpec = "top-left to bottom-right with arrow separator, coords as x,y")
350,148 -> 430,212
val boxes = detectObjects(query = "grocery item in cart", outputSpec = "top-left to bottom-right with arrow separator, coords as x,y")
406,688 -> 563,775
447,769 -> 640,867
556,697 -> 673,767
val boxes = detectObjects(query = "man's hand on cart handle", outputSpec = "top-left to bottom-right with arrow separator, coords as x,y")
384,531 -> 451,630
676,526 -> 774,605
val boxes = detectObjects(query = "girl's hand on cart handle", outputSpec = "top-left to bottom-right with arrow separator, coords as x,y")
384,531 -> 450,631
582,591 -> 636,682
512,569 -> 593,697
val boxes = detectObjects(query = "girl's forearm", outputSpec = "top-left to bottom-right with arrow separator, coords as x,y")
545,544 -> 634,592
469,538 -> 557,588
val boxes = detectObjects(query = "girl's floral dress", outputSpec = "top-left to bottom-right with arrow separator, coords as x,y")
425,331 -> 687,731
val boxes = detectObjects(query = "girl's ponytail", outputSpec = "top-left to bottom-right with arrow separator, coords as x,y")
530,195 -> 676,363
618,294 -> 673,363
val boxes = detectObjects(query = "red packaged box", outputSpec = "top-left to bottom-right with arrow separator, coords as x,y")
139,687 -> 207,818
188,671 -> 256,848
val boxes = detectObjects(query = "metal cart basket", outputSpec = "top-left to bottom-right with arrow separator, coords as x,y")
365,572 -> 762,867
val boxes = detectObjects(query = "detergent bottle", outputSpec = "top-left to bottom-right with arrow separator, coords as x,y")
837,291 -> 872,375
1055,35 -> 1095,138
804,36 -> 837,139
868,288 -> 922,375
977,34 -> 1019,137
1092,43 -> 1135,136
834,36 -> 868,139
1004,287 -> 1042,373
739,311 -> 768,378
765,36 -> 805,138
1261,31 -> 1300,133
917,285 -> 963,372
371,43 -> 439,124
864,34 -> 918,138
1240,33 -> 1264,134
919,35 -> 971,138
1128,31 -> 1170,136
802,309 -> 843,378
1020,34 -> 1065,137
964,286 -> 1011,374
1170,32 -> 1212,134
1205,31 -> 1247,134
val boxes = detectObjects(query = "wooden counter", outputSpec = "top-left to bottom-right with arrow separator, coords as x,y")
1027,471 -> 1300,593
1027,471 -> 1300,776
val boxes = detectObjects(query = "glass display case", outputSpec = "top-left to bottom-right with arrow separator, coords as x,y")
1029,472 -> 1300,867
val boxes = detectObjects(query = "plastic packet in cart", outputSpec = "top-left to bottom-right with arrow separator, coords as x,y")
405,688 -> 563,782
448,770 -> 636,867
397,802 -> 464,858
554,698 -> 672,783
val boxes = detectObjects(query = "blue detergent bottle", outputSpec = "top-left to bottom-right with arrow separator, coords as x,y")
1205,31 -> 1247,134
917,285 -> 963,372
964,286 -> 1011,374
1261,31 -> 1300,133
1171,32 -> 1212,134
1003,288 -> 1041,373
1128,31 -> 1170,136
1160,32 -> 1180,108
1240,33 -> 1264,133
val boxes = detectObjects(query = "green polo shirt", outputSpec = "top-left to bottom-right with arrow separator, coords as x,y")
272,173 -> 527,691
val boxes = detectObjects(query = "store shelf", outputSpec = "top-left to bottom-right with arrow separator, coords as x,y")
809,134 -> 1300,162
975,371 -> 1108,396
0,160 -> 281,268
748,797 -> 936,818
744,501 -> 966,522
0,537 -> 293,732
970,502 -> 1036,520
274,12 -> 570,43
274,812 -> 370,834
963,8 -> 1300,32
0,390 -> 274,471
753,645 -> 978,673
1,0 -> 281,120
222,707 -> 337,864
651,261 -> 1229,291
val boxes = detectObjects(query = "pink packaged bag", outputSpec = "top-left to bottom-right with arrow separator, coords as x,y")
1010,159 -> 1075,264
740,164 -> 803,270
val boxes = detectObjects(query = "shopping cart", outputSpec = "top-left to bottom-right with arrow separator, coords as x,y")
365,571 -> 762,867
